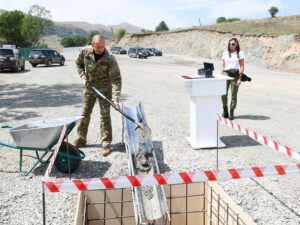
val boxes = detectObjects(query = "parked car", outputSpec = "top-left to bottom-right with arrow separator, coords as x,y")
142,48 -> 153,57
28,49 -> 65,67
147,48 -> 163,56
0,48 -> 25,72
111,46 -> 127,54
128,47 -> 148,58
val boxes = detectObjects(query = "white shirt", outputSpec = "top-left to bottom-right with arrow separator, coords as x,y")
222,50 -> 245,70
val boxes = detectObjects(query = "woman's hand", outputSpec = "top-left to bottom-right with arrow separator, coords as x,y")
237,78 -> 242,86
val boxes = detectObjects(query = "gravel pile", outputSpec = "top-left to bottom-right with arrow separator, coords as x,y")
0,52 -> 299,225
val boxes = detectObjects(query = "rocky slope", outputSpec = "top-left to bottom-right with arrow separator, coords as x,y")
119,30 -> 300,73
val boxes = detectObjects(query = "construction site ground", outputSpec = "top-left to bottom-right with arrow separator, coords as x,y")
0,50 -> 299,225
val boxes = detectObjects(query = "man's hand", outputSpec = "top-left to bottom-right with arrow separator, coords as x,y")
113,99 -> 120,110
82,78 -> 88,89
237,78 -> 242,86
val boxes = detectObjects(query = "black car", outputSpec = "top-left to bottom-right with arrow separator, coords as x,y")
142,48 -> 153,57
147,48 -> 163,56
0,48 -> 25,72
128,47 -> 148,58
111,46 -> 127,54
29,49 -> 65,67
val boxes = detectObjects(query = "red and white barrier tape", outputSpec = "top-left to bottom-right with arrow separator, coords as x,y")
42,125 -> 67,181
218,116 -> 300,162
43,163 -> 300,192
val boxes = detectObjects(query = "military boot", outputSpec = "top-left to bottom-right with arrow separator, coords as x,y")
229,109 -> 234,120
222,107 -> 229,118
102,145 -> 111,157
74,138 -> 86,147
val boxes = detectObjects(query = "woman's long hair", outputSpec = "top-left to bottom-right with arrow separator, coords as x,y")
228,37 -> 240,58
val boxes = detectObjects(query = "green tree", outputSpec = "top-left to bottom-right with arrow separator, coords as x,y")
0,10 -> 26,47
216,17 -> 227,23
268,6 -> 279,18
61,36 -> 75,47
113,28 -> 126,42
155,21 -> 169,32
22,4 -> 53,47
73,35 -> 88,46
28,4 -> 51,19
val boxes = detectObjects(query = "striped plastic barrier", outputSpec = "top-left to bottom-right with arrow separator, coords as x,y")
218,116 -> 300,162
43,163 -> 300,192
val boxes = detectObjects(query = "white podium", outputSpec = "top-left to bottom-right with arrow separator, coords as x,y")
180,75 -> 233,149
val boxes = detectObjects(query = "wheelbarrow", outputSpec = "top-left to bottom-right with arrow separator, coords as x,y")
0,116 -> 85,176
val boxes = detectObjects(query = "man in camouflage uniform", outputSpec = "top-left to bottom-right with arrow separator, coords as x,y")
74,35 -> 122,156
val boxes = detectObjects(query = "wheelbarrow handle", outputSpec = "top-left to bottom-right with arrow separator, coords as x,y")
1,125 -> 13,129
88,83 -> 141,128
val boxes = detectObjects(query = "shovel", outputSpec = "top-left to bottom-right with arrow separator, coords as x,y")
87,83 -> 151,143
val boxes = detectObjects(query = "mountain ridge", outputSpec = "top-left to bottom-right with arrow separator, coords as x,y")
0,8 -> 142,38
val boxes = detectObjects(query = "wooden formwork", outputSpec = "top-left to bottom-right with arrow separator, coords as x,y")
74,182 -> 255,225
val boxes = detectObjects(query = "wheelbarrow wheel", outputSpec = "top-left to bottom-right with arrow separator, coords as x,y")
54,142 -> 81,173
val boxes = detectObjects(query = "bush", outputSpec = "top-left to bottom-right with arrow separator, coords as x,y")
113,28 -> 126,43
61,35 -> 87,47
216,17 -> 226,23
227,18 -> 241,22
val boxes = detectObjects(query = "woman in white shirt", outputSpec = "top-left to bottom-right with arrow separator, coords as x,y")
221,38 -> 245,120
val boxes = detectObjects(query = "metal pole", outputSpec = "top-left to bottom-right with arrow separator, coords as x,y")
42,182 -> 46,225
216,119 -> 219,170
66,135 -> 71,180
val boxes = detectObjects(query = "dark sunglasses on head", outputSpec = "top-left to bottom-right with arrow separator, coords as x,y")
229,43 -> 236,46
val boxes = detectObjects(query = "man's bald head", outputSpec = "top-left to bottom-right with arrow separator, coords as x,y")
92,35 -> 106,54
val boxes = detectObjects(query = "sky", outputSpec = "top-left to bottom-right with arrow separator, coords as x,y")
0,0 -> 299,30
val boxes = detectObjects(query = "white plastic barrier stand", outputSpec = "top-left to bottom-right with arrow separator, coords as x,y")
180,75 -> 233,149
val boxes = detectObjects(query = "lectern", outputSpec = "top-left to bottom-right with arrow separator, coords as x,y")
180,75 -> 233,149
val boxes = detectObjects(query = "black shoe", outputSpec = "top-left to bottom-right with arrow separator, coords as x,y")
222,108 -> 229,118
229,109 -> 234,120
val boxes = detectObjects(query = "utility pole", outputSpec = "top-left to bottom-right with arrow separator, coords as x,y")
198,18 -> 202,26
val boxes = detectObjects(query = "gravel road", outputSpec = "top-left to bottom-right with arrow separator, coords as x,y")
0,50 -> 299,225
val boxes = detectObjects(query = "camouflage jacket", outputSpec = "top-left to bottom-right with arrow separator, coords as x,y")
76,46 -> 122,101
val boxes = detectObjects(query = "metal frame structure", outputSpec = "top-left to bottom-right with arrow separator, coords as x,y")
122,102 -> 170,225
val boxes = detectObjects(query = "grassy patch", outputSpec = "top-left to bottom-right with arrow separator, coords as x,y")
195,15 -> 300,36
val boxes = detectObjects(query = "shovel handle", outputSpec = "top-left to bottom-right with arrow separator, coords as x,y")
89,85 -> 141,128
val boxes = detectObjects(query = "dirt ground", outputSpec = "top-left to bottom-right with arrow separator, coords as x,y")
0,50 -> 299,225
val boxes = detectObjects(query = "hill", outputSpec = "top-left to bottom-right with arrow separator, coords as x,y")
108,23 -> 142,33
195,15 -> 300,36
119,15 -> 300,73
0,8 -> 142,39
53,21 -> 142,39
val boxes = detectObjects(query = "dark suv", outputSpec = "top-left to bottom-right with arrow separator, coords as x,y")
111,46 -> 127,54
29,49 -> 65,67
0,48 -> 25,72
147,48 -> 163,56
128,47 -> 148,58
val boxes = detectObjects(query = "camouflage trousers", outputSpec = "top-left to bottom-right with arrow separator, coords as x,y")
77,88 -> 112,147
222,70 -> 239,110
